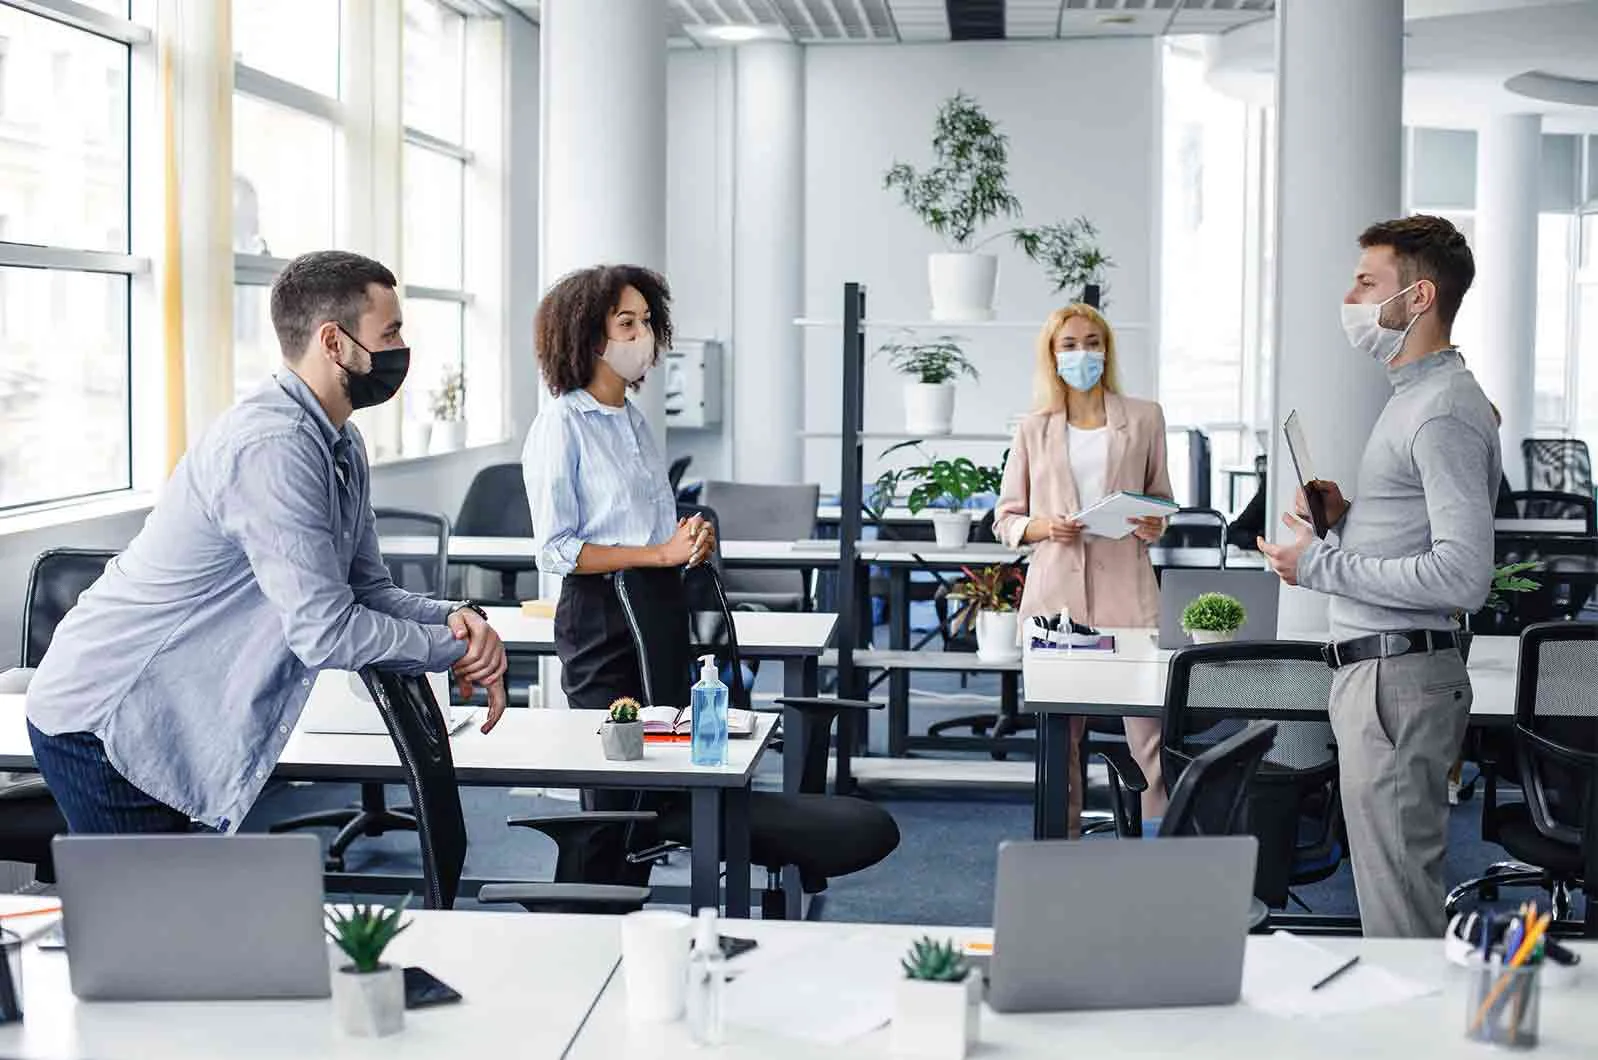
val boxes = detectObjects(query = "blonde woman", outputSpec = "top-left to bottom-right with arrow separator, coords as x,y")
993,303 -> 1174,834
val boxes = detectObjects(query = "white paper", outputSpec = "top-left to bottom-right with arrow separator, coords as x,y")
723,933 -> 899,1045
1241,933 -> 1438,1018
1069,492 -> 1180,540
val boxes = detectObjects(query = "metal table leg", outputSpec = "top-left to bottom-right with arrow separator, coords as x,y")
690,788 -> 723,913
1035,712 -> 1072,840
723,786 -> 751,919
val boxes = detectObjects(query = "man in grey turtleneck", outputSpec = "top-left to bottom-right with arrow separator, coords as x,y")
1258,215 -> 1501,938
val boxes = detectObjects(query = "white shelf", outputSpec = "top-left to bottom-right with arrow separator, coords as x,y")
800,430 -> 1013,442
795,317 -> 1150,332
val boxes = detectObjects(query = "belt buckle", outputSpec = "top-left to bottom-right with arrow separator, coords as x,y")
1321,642 -> 1342,669
1383,633 -> 1412,658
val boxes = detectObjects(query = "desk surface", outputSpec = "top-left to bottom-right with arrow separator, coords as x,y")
484,607 -> 837,657
1495,518 -> 1591,535
0,898 -> 621,1060
0,696 -> 775,790
1023,630 -> 1517,719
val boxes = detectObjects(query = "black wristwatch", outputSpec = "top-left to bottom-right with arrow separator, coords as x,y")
451,601 -> 489,622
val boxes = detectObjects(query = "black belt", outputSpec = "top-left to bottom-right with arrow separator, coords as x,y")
1322,629 -> 1458,670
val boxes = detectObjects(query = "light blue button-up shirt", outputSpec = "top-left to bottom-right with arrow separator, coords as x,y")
26,371 -> 466,830
522,389 -> 677,575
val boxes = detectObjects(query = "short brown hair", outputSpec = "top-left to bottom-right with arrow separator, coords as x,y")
534,265 -> 673,395
270,250 -> 397,360
1357,214 -> 1475,328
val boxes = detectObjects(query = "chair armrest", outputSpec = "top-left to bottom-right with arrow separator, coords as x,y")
0,669 -> 34,695
772,696 -> 883,712
507,811 -> 657,831
1093,742 -> 1149,794
477,882 -> 652,913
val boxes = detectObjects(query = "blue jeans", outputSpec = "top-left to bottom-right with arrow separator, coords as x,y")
27,722 -> 193,834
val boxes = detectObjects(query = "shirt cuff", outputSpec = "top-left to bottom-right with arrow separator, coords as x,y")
426,625 -> 471,672
1296,537 -> 1329,591
539,535 -> 586,578
425,597 -> 459,625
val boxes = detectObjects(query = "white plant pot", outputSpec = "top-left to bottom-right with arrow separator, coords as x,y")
975,610 -> 1021,663
333,964 -> 404,1038
890,973 -> 982,1059
427,419 -> 466,455
1188,629 -> 1237,645
927,253 -> 997,322
401,421 -> 432,458
903,382 -> 956,436
930,511 -> 972,550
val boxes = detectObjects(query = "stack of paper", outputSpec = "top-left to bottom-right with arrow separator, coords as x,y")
1070,491 -> 1180,540
1241,933 -> 1438,1017
723,933 -> 900,1045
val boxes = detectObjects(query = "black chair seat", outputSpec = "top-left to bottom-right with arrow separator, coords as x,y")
1492,802 -> 1587,877
657,792 -> 899,893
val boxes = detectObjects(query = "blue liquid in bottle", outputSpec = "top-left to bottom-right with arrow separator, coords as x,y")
690,652 -> 728,767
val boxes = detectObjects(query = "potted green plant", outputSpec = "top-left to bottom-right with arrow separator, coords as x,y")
876,332 -> 976,436
1011,216 -> 1114,307
873,446 -> 1004,549
890,937 -> 980,1059
1456,562 -> 1540,660
427,364 -> 466,454
326,899 -> 411,1038
884,92 -> 1021,322
948,564 -> 1025,663
1180,592 -> 1247,645
601,696 -> 644,761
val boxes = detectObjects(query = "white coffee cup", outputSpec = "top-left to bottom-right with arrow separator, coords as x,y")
621,909 -> 694,1022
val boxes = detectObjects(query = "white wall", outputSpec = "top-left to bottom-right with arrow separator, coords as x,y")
802,39 -> 1162,489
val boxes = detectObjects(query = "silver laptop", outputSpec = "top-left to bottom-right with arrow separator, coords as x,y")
1158,569 -> 1281,650
301,669 -> 475,735
987,837 -> 1258,1013
53,834 -> 333,1001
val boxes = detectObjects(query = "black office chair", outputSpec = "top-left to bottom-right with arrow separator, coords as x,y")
1522,439 -> 1592,498
611,564 -> 900,918
1149,507 -> 1228,578
1500,490 -> 1597,535
1158,721 -> 1278,838
454,463 -> 534,603
1447,622 -> 1598,936
271,509 -> 456,869
0,549 -> 115,882
668,455 -> 693,495
358,668 -> 652,914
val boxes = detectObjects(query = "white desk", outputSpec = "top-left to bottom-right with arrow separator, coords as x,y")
568,918 -> 1598,1059
0,699 -> 775,917
1495,518 -> 1590,535
0,898 -> 622,1060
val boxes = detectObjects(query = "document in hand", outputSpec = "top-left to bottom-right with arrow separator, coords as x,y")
1069,491 -> 1180,540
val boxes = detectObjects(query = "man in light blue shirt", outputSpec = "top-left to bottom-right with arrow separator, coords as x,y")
26,251 -> 508,833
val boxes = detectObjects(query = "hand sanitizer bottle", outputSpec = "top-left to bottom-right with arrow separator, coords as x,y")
686,907 -> 726,1045
691,653 -> 728,767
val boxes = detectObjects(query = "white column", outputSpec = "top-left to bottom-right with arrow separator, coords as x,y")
1474,113 -> 1542,486
1269,0 -> 1404,631
732,42 -> 804,484
539,0 -> 668,445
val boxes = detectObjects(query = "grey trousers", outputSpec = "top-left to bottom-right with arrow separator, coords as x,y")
1328,648 -> 1473,938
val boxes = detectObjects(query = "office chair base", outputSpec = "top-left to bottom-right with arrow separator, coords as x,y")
1445,862 -> 1555,918
926,710 -> 1036,761
270,806 -> 418,872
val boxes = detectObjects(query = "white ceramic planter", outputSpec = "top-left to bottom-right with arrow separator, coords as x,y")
903,382 -> 956,436
401,421 -> 432,458
600,721 -> 644,761
890,973 -> 982,1059
975,610 -> 1021,663
333,964 -> 404,1038
427,419 -> 467,455
930,511 -> 973,550
1188,629 -> 1237,645
927,253 -> 997,322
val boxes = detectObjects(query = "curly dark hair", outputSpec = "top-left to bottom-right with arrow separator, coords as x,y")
1358,214 -> 1475,328
534,265 -> 673,395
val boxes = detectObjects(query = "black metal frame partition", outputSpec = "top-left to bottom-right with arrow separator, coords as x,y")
830,283 -> 868,791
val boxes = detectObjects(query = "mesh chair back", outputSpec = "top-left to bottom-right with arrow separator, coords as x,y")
612,566 -> 750,711
1503,491 -> 1597,533
1522,439 -> 1593,497
373,508 -> 450,597
455,464 -> 533,538
21,549 -> 116,668
360,669 -> 466,909
699,481 -> 819,600
1151,508 -> 1227,572
1514,623 -> 1598,852
1159,721 -> 1277,838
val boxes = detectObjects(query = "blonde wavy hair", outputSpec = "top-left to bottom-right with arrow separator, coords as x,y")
1032,303 -> 1121,412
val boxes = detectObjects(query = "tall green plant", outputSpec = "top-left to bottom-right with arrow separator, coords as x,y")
1011,217 -> 1114,296
883,92 -> 1022,251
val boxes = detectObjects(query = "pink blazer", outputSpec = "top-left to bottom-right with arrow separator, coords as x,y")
993,393 -> 1174,629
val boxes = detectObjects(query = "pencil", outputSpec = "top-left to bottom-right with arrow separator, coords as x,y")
0,906 -> 60,922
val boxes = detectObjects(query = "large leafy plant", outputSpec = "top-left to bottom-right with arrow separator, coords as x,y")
871,443 -> 1004,516
883,92 -> 1021,251
876,332 -> 977,386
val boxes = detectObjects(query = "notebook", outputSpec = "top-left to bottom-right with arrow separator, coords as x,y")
1070,491 -> 1180,540
638,705 -> 759,738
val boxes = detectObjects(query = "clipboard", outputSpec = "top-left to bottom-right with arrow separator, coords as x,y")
1282,410 -> 1329,539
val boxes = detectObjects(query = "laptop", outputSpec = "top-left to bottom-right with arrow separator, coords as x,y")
301,669 -> 476,735
1158,569 -> 1282,650
53,834 -> 333,1001
987,836 -> 1258,1013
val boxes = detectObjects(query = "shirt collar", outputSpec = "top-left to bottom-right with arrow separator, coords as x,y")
274,369 -> 352,451
1388,346 -> 1462,392
569,388 -> 629,417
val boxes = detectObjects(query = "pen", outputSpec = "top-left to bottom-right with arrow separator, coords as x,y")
1311,955 -> 1360,991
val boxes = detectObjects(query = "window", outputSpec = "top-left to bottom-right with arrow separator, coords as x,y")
1535,212 -> 1576,427
231,0 -> 339,98
0,2 -> 137,511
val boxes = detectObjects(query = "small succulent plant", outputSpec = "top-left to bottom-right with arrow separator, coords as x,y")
608,697 -> 641,724
901,936 -> 970,982
326,898 -> 411,974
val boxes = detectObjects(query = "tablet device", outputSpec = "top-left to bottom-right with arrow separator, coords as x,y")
1282,410 -> 1329,539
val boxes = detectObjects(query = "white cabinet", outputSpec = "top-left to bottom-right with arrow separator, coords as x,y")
664,340 -> 722,428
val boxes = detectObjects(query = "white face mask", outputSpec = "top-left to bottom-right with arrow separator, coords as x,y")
1340,282 -> 1421,365
601,327 -> 654,383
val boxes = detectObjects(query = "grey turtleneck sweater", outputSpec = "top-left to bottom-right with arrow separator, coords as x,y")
1297,349 -> 1503,642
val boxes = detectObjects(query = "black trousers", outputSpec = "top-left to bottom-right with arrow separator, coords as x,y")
555,573 -> 671,885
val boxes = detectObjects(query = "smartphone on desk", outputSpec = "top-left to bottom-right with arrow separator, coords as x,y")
404,966 -> 463,1009
718,935 -> 758,960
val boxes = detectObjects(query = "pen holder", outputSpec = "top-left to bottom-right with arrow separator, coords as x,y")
0,929 -> 22,1022
1467,961 -> 1540,1049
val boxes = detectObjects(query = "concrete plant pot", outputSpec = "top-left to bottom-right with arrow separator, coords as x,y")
333,964 -> 404,1038
601,721 -> 644,761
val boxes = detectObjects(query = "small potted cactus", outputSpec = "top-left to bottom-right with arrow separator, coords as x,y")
601,696 -> 644,761
326,899 -> 410,1038
1180,592 -> 1247,645
891,936 -> 981,1059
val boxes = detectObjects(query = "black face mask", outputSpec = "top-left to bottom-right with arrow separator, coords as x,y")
335,326 -> 410,410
